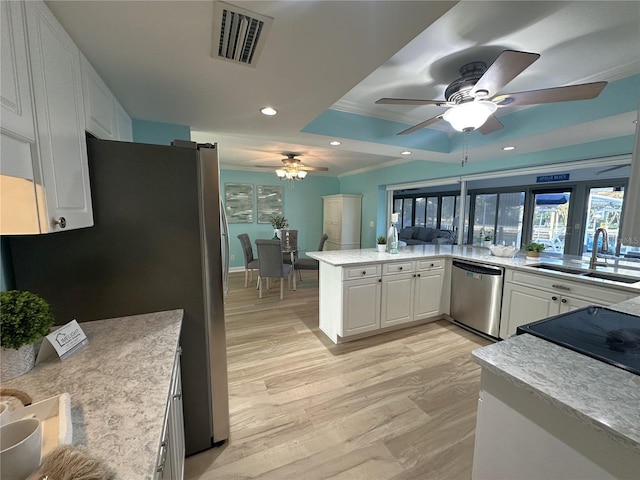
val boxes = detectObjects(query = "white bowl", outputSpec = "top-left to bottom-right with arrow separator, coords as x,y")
489,245 -> 519,258
0,418 -> 42,480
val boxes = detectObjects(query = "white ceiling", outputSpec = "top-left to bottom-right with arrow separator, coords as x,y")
46,1 -> 640,176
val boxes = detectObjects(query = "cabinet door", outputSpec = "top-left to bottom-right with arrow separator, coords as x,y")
1,1 -> 35,142
115,100 -> 133,142
381,272 -> 414,327
25,0 -> 93,232
413,270 -> 444,320
558,295 -> 600,314
342,277 -> 381,336
501,283 -> 560,338
81,53 -> 116,140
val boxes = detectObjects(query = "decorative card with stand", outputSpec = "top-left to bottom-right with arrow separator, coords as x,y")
36,320 -> 88,364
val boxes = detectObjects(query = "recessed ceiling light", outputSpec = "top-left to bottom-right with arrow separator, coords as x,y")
261,107 -> 277,116
401,151 -> 412,155
502,146 -> 516,151
329,140 -> 341,146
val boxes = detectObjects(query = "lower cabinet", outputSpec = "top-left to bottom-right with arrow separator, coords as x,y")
500,269 -> 635,338
156,349 -> 185,480
319,259 -> 445,343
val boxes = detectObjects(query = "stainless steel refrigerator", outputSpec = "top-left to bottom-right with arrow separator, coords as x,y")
8,137 -> 230,455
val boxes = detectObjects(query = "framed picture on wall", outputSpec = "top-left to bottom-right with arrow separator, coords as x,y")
224,183 -> 253,223
257,185 -> 284,223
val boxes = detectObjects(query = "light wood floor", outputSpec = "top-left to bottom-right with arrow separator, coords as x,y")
185,271 -> 491,480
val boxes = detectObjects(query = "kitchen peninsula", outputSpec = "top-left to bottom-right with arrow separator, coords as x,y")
307,245 -> 640,344
2,310 -> 183,479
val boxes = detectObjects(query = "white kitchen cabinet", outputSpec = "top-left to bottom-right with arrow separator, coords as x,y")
413,259 -> 444,320
21,0 -> 93,232
381,261 -> 414,327
343,275 -> 382,336
500,269 -> 635,338
114,100 -> 133,142
322,194 -> 362,250
472,369 -> 639,480
1,1 -> 36,143
156,349 -> 185,480
318,259 -> 444,343
81,52 -> 132,142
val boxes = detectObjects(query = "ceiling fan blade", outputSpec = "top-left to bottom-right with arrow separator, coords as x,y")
492,81 -> 607,107
479,114 -> 504,135
300,165 -> 329,172
376,98 -> 449,106
397,114 -> 444,135
255,165 -> 285,168
471,50 -> 540,98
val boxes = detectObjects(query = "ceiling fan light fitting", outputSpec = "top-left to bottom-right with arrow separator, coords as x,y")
442,101 -> 497,132
276,169 -> 287,178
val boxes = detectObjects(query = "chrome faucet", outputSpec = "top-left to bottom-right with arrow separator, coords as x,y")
589,228 -> 609,269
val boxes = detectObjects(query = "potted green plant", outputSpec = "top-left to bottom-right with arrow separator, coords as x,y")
270,214 -> 288,239
1,290 -> 55,381
525,242 -> 546,258
376,235 -> 387,253
483,230 -> 493,248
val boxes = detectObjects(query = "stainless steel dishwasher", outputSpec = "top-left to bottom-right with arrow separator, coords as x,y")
450,260 -> 504,338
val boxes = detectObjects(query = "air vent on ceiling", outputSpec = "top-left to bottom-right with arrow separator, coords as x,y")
211,1 -> 273,67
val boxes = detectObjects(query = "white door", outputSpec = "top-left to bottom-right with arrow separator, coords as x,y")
414,270 -> 443,320
342,277 -> 381,336
381,272 -> 414,327
502,284 -> 560,338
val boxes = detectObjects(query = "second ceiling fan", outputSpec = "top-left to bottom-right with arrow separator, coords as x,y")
376,50 -> 607,136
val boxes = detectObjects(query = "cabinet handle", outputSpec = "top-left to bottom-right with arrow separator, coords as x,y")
413,274 -> 416,278
399,266 -> 403,270
53,217 -> 67,228
552,296 -> 558,301
552,284 -> 571,291
417,274 -> 421,277
378,278 -> 382,283
561,298 -> 567,304
430,263 -> 434,267
362,271 -> 366,275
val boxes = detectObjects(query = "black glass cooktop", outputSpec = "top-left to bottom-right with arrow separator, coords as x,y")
517,306 -> 640,376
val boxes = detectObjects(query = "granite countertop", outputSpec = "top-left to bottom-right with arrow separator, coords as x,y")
3,309 -> 183,479
307,245 -> 640,291
471,296 -> 640,453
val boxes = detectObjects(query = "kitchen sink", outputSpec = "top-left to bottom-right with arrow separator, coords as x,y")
528,264 -> 585,274
529,263 -> 639,284
581,271 -> 639,284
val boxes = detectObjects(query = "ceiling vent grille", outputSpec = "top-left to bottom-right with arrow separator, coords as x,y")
212,1 -> 273,67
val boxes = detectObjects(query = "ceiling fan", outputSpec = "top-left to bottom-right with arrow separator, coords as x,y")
376,50 -> 608,136
256,153 -> 328,181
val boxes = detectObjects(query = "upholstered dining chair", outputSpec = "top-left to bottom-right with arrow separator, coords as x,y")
294,233 -> 329,281
255,239 -> 293,299
237,233 -> 260,288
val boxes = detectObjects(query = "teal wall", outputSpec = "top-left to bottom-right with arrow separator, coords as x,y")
132,119 -> 191,145
222,170 -> 339,269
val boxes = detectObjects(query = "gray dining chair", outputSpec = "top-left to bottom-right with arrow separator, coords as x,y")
294,233 -> 329,281
237,233 -> 260,288
255,239 -> 293,299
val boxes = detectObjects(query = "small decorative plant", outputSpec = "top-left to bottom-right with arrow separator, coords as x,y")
377,236 -> 387,245
483,230 -> 493,241
270,215 -> 288,229
0,290 -> 55,350
525,242 -> 547,253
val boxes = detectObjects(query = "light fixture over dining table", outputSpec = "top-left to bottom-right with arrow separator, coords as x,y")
255,153 -> 328,183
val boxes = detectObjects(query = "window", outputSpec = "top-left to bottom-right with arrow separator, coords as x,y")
415,198 -> 426,226
473,194 -> 497,243
496,192 -> 524,247
582,186 -> 624,255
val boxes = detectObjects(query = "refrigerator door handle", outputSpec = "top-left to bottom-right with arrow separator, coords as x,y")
220,198 -> 230,295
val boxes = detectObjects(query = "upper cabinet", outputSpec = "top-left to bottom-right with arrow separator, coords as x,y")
81,54 -> 132,142
1,0 -> 132,235
23,0 -> 93,232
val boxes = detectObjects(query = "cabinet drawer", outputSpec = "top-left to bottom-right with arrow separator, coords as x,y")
508,269 -> 631,304
416,258 -> 444,271
382,261 -> 414,275
343,264 -> 381,280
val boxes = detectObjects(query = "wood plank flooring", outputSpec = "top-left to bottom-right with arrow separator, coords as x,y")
184,271 -> 491,480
